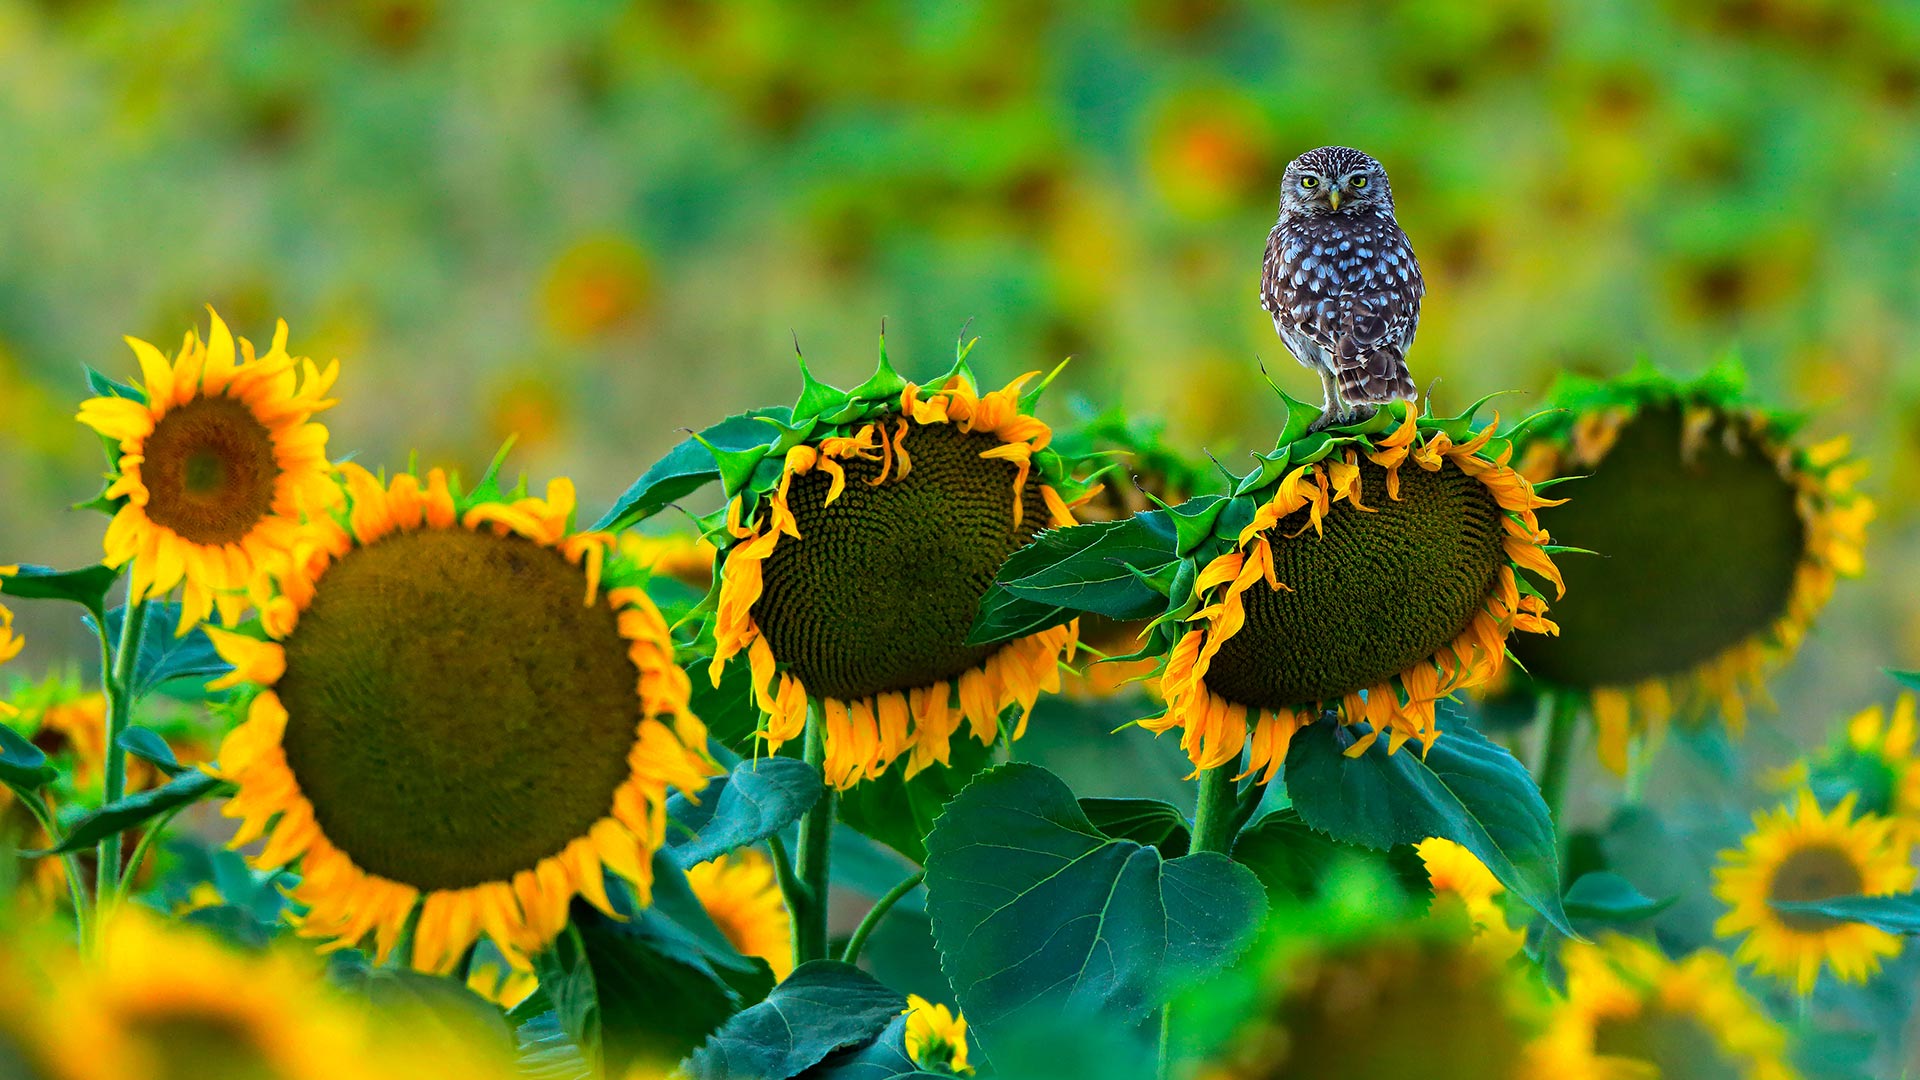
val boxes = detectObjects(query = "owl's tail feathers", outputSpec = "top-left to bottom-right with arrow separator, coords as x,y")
1336,346 -> 1416,404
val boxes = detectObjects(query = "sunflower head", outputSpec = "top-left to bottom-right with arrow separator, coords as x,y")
1534,935 -> 1801,1080
1134,397 -> 1563,782
1713,789 -> 1915,994
207,460 -> 713,973
903,995 -> 973,1075
76,310 -> 341,632
1505,360 -> 1869,773
686,849 -> 794,981
700,338 -> 1099,789
1417,837 -> 1525,957
1798,694 -> 1920,830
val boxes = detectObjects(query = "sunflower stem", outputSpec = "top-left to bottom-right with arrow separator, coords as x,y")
96,596 -> 148,917
111,805 -> 186,909
1537,691 -> 1579,836
794,703 -> 835,964
840,869 -> 924,966
14,788 -> 91,942
1189,764 -> 1239,855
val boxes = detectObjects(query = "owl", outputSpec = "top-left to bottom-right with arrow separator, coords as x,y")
1259,146 -> 1424,429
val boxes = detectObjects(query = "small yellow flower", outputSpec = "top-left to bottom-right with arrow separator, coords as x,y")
1713,790 -> 1914,994
1417,837 -> 1525,957
75,310 -> 340,633
903,995 -> 972,1075
1796,694 -> 1920,837
686,849 -> 795,981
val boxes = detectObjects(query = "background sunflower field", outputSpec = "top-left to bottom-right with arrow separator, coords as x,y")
4,3 -> 1920,1079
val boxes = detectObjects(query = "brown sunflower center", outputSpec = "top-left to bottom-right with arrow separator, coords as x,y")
1237,939 -> 1527,1080
275,529 -> 643,891
125,1013 -> 276,1080
1202,457 -> 1505,710
1593,1007 -> 1746,1080
1767,841 -> 1865,932
751,419 -> 1047,702
139,396 -> 282,546
1510,406 -> 1806,688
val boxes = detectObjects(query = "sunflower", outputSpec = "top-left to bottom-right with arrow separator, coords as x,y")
1144,401 -> 1562,780
1417,837 -> 1526,957
1713,790 -> 1914,994
1790,694 -> 1920,836
706,344 -> 1095,789
206,463 -> 714,973
902,995 -> 973,1075
75,310 -> 341,632
1533,935 -> 1799,1080
686,849 -> 794,981
1506,362 -> 1869,773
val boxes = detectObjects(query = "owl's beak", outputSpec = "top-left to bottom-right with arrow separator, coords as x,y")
1326,190 -> 1341,211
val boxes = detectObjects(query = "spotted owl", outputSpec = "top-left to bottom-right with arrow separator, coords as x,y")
1259,146 -> 1424,428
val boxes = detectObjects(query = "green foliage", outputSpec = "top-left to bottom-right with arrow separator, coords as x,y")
1230,808 -> 1429,905
838,735 -> 995,865
38,770 -> 230,855
593,410 -> 795,533
924,764 -> 1265,1056
1078,797 -> 1190,857
666,756 -> 824,868
1772,892 -> 1920,935
685,962 -> 904,1080
0,725 -> 58,792
86,603 -> 234,702
1,563 -> 120,619
1560,871 -> 1675,924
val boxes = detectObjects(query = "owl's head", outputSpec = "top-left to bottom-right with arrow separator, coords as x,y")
1279,146 -> 1393,216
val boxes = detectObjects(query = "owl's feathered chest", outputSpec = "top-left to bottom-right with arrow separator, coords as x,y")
1262,210 -> 1418,308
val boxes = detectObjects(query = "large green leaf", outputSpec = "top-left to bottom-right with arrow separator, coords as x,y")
38,771 -> 230,855
330,959 -> 516,1054
802,1015 -> 945,1080
684,961 -> 904,1080
1562,871 -> 1675,924
1079,797 -> 1190,858
1,563 -> 119,619
924,764 -> 1266,1054
0,726 -> 58,793
1230,808 -> 1429,905
1772,891 -> 1920,934
592,410 -> 791,532
85,603 -> 233,702
516,1012 -> 592,1080
666,756 -> 824,868
967,517 -> 1177,646
1284,718 -> 1573,935
838,735 -> 994,865
688,651 -> 764,754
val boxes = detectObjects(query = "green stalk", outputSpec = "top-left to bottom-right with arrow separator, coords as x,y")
111,805 -> 186,908
1161,764 -> 1242,1080
96,597 -> 148,913
793,703 -> 836,964
1536,691 -> 1580,833
15,789 -> 90,936
840,869 -> 924,966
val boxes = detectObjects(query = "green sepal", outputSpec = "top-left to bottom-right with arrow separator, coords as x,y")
1267,381 -> 1324,446
1231,447 -> 1293,497
1018,357 -> 1071,414
458,438 -> 528,515
791,352 -> 851,425
1163,495 -> 1228,556
592,409 -> 794,532
694,434 -> 774,503
85,365 -> 147,403
847,334 -> 909,404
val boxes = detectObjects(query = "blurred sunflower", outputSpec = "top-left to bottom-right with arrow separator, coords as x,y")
707,343 -> 1095,789
619,531 -> 717,592
207,463 -> 713,972
1148,402 -> 1563,781
686,849 -> 794,981
1785,694 -> 1920,835
1713,790 -> 1914,994
902,995 -> 972,1075
1534,935 -> 1799,1080
75,310 -> 340,632
542,235 -> 652,340
1417,837 -> 1525,957
1507,363 -> 1869,773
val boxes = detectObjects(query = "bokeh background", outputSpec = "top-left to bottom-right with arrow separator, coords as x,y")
3,0 -> 1918,798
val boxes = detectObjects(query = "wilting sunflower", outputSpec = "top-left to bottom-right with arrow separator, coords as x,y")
1506,362 -> 1869,773
686,849 -> 794,981
902,995 -> 973,1075
1533,935 -> 1799,1080
1133,399 -> 1562,781
206,463 -> 713,972
1713,790 -> 1914,994
75,310 -> 340,631
1786,693 -> 1920,836
1417,837 -> 1525,957
705,342 -> 1096,789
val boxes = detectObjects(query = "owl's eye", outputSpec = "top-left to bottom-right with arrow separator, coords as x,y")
1351,176 -> 1369,189
1301,176 -> 1319,189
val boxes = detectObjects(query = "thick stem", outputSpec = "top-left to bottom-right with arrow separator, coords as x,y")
96,598 -> 148,911
840,870 -> 925,966
1536,691 -> 1579,833
793,703 -> 836,964
1189,764 -> 1239,855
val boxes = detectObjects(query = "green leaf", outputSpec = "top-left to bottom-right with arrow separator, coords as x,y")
515,1011 -> 592,1080
1230,808 -> 1430,905
85,365 -> 147,403
591,410 -> 790,533
1888,670 -> 1920,695
685,961 -> 904,1080
688,650 -> 764,754
801,1015 -> 945,1080
665,757 -> 824,868
118,726 -> 186,776
1284,717 -> 1573,936
964,584 -> 1080,650
924,764 -> 1266,1054
967,515 -> 1179,646
534,927 -> 602,1078
85,603 -> 233,702
1562,871 -> 1675,924
0,726 -> 58,792
1772,891 -> 1920,934
38,770 -> 229,855
838,734 -> 995,865
333,963 -> 517,1055
1,563 -> 120,619
1078,798 -> 1189,858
